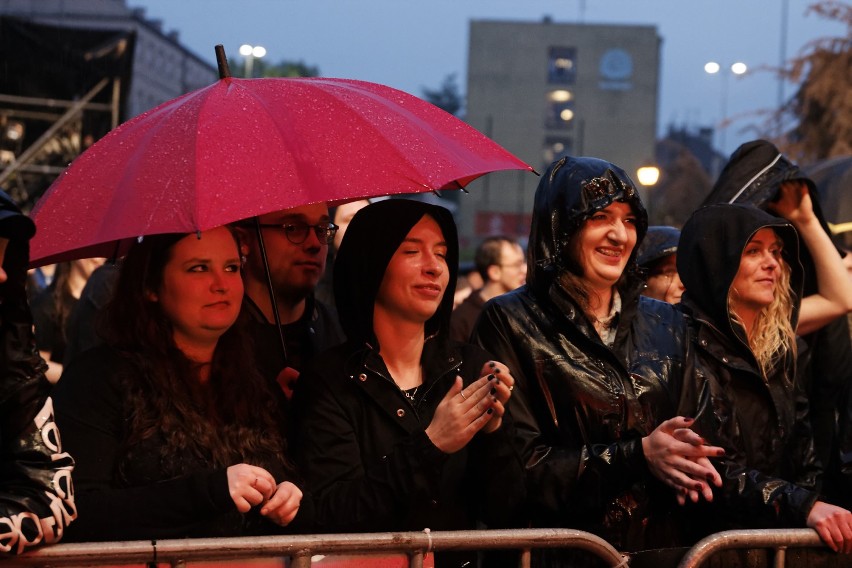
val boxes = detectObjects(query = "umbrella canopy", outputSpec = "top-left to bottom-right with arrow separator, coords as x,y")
30,72 -> 532,266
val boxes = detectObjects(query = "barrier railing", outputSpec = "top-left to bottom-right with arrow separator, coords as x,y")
677,529 -> 824,568
5,528 -> 627,567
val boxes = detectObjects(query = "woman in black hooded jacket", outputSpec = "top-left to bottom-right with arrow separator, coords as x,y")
676,196 -> 852,553
472,156 -> 722,556
290,199 -> 523,566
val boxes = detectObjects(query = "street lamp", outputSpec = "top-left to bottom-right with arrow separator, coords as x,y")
636,162 -> 660,222
704,61 -> 747,157
239,44 -> 267,78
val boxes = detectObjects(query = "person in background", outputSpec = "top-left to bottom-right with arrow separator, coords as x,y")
61,262 -> 120,368
637,226 -> 684,305
0,190 -> 75,553
472,157 -> 722,562
236,203 -> 344,402
315,198 -> 383,308
53,227 -> 306,541
450,235 -> 526,342
676,195 -> 852,553
452,261 -> 484,310
291,199 -> 522,567
31,257 -> 104,382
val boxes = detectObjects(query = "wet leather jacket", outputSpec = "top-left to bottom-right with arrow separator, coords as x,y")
473,275 -> 689,551
0,239 -> 76,553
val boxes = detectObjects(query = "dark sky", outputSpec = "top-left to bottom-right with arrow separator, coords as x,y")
132,0 -> 845,156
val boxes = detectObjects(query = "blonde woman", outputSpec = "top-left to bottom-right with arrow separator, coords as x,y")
677,190 -> 852,553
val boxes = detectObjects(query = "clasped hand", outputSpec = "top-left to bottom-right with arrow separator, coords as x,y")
226,463 -> 302,526
642,417 -> 724,505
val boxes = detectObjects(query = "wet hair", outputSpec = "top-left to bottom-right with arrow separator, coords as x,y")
105,230 -> 293,481
728,254 -> 796,378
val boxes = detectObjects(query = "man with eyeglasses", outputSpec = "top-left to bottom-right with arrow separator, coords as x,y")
450,235 -> 526,342
237,203 -> 345,401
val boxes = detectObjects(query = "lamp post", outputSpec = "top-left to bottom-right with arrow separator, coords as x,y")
239,44 -> 267,78
704,61 -> 747,156
637,163 -> 660,223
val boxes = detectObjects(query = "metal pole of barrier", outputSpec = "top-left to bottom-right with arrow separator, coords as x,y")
519,547 -> 531,568
678,529 -> 822,568
774,546 -> 786,568
290,550 -> 312,568
8,528 -> 625,567
409,550 -> 424,568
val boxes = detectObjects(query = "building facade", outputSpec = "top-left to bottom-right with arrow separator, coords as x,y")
462,18 -> 660,251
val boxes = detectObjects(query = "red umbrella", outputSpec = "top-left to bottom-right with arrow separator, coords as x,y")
30,47 -> 532,266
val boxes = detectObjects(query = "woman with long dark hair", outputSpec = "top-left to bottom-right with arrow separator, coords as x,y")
53,226 -> 305,541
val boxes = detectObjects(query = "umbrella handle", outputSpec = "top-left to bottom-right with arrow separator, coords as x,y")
252,218 -> 289,363
215,45 -> 231,79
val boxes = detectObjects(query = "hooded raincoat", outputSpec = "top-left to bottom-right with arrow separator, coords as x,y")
290,200 -> 524,555
0,191 -> 76,554
706,140 -> 852,507
676,203 -> 821,535
472,157 -> 690,551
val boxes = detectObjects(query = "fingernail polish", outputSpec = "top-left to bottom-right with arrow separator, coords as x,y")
494,368 -> 501,374
489,361 -> 496,369
683,417 -> 694,423
717,449 -> 726,456
490,388 -> 496,395
487,374 -> 496,381
487,408 -> 493,414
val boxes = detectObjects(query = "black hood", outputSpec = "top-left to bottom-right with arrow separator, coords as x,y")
527,156 -> 647,294
637,225 -> 680,268
0,189 -> 35,241
703,139 -> 832,241
333,199 -> 459,346
678,203 -> 802,333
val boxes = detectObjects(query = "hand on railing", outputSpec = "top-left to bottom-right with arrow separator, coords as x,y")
260,481 -> 303,526
642,417 -> 724,505
226,464 -> 277,513
807,501 -> 852,553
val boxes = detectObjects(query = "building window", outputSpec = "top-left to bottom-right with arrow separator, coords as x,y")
543,136 -> 573,168
545,90 -> 575,130
548,47 -> 576,84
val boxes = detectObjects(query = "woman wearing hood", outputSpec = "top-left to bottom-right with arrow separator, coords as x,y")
290,199 -> 522,565
676,190 -> 852,553
471,156 -> 722,556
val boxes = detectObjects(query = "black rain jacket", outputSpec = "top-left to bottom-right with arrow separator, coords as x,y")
290,200 -> 525,561
472,156 -> 690,551
676,203 -> 821,535
0,196 -> 76,554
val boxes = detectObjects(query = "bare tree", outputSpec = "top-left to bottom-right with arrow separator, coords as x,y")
776,1 -> 851,162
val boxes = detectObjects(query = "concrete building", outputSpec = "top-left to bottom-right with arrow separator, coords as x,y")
462,18 -> 661,251
0,0 -> 217,119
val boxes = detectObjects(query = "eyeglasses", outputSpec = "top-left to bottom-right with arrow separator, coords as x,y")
256,222 -> 339,245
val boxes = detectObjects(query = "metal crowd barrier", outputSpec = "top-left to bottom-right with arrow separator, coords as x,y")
5,528 -> 627,567
677,528 -> 826,568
